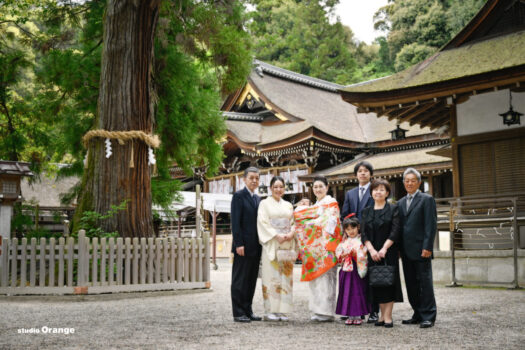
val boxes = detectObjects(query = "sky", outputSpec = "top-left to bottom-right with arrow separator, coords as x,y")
334,0 -> 390,44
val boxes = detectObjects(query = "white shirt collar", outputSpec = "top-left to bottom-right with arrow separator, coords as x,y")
246,187 -> 256,196
408,189 -> 420,198
359,182 -> 370,191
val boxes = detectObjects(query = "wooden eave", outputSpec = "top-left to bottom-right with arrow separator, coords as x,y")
298,161 -> 452,183
342,66 -> 525,129
225,131 -> 257,152
255,127 -> 361,153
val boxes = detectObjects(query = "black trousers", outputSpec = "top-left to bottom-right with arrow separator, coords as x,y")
231,253 -> 260,317
402,257 -> 437,322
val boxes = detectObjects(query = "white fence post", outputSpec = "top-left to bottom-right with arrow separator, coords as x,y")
20,238 -> 27,288
11,238 -> 17,287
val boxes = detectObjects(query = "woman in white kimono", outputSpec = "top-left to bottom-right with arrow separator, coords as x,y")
294,175 -> 342,322
257,176 -> 296,321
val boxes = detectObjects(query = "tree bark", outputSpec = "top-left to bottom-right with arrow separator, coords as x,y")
75,0 -> 161,238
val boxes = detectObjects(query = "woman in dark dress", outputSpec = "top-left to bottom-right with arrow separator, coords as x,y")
361,179 -> 403,328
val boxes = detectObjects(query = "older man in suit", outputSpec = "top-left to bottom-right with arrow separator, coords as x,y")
230,166 -> 263,323
398,168 -> 437,328
340,160 -> 378,323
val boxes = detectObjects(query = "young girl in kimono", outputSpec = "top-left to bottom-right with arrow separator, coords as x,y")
335,215 -> 370,325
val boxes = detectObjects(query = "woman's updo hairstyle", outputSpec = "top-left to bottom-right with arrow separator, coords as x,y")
312,175 -> 328,187
270,176 -> 285,187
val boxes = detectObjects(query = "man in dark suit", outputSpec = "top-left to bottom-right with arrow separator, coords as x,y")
230,166 -> 262,323
398,168 -> 437,328
341,160 -> 375,221
340,160 -> 378,323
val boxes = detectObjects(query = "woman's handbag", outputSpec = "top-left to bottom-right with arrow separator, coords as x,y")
368,260 -> 395,287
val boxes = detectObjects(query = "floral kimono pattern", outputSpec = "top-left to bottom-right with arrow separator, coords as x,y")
294,197 -> 342,282
335,236 -> 368,278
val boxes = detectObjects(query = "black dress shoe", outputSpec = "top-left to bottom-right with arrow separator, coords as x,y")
233,315 -> 251,323
374,321 -> 385,327
420,320 -> 434,328
402,318 -> 420,325
367,313 -> 379,324
384,322 -> 394,328
248,314 -> 262,321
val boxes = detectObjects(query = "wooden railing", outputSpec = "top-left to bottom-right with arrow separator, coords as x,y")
445,195 -> 523,288
0,230 -> 210,295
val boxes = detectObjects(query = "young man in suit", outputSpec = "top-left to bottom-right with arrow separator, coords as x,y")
341,161 -> 375,221
340,160 -> 378,323
230,167 -> 263,323
398,168 -> 437,328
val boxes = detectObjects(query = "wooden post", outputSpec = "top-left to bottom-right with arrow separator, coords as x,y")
78,230 -> 86,286
140,238 -> 147,284
108,237 -> 115,286
49,238 -> 55,287
39,238 -> 46,287
184,238 -> 190,282
196,184 -> 201,238
162,238 -> 168,283
11,238 -> 17,287
116,237 -> 123,285
132,237 -> 139,284
67,237 -> 74,287
212,210 -> 218,269
155,238 -> 162,283
169,238 -> 175,283
58,237 -> 64,287
30,238 -> 36,287
176,238 -> 183,283
100,238 -> 107,285
1,238 -> 9,287
92,238 -> 99,286
147,238 -> 154,284
21,238 -> 27,288
125,237 -> 131,285
204,231 -> 210,283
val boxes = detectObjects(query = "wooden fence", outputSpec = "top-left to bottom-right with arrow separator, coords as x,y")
0,230 -> 210,295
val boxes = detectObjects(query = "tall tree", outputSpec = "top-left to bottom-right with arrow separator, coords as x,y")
248,0 -> 358,84
373,0 -> 487,72
1,0 -> 252,237
77,0 -> 161,237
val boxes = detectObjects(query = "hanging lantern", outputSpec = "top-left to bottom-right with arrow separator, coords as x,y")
390,124 -> 407,140
499,90 -> 523,126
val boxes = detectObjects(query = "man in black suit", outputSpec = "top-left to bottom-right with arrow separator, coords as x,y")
230,166 -> 262,323
340,160 -> 378,323
398,168 -> 437,328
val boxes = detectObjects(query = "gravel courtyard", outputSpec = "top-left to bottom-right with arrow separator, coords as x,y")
1,259 -> 524,350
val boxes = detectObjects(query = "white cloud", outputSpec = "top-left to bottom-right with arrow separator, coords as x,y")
334,0 -> 390,44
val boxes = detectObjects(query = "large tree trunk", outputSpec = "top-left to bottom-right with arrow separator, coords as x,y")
75,0 -> 161,238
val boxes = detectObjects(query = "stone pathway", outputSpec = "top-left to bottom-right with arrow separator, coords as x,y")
0,259 -> 524,349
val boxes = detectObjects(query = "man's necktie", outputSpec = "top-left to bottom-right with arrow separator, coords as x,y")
359,187 -> 365,201
253,194 -> 257,206
406,194 -> 413,210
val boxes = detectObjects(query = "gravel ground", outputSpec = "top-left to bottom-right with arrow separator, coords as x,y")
0,258 -> 524,350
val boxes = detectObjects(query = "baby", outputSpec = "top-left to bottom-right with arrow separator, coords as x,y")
294,198 -> 311,211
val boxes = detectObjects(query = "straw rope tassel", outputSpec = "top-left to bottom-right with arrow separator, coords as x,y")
129,141 -> 134,168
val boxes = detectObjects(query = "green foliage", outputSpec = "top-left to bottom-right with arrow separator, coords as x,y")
375,0 -> 488,72
248,0 -> 359,84
10,202 -> 60,240
394,42 -> 436,72
0,1 -> 252,220
76,200 -> 127,239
